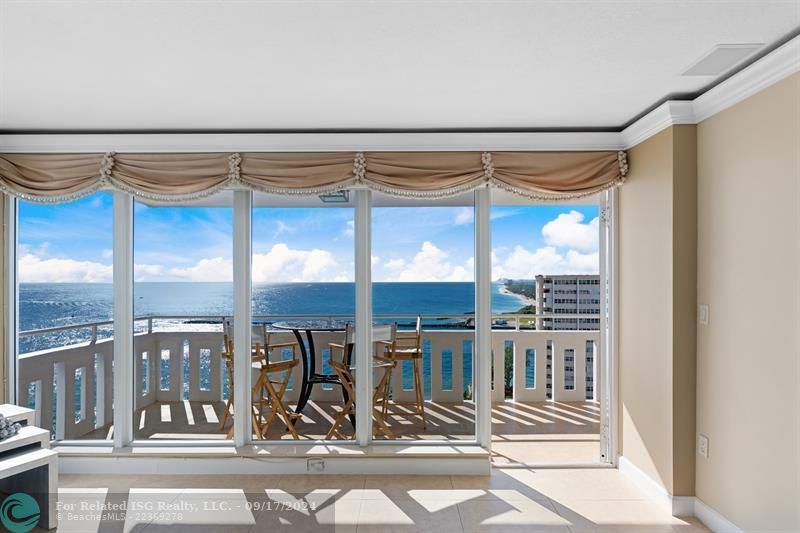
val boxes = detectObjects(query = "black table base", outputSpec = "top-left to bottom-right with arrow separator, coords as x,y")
290,328 -> 356,429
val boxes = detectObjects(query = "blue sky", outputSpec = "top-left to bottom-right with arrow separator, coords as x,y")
18,193 -> 599,282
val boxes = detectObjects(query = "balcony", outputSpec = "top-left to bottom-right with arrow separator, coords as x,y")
17,315 -> 600,463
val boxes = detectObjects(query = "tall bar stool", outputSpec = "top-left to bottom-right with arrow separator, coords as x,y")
219,319 -> 300,439
326,323 -> 396,439
383,316 -> 427,430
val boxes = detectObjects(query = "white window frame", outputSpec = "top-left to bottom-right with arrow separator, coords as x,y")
3,195 -> 17,406
2,145 -> 614,459
599,188 -> 619,465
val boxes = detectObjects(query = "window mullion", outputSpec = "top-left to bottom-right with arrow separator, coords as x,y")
232,190 -> 253,447
112,191 -> 134,448
474,187 -> 492,449
4,195 -> 17,406
354,189 -> 372,446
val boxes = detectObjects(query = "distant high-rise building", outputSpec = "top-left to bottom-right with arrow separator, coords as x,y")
535,274 -> 601,400
535,274 -> 601,331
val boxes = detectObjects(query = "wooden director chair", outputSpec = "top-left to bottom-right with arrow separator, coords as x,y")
219,320 -> 300,440
325,324 -> 396,439
381,316 -> 427,429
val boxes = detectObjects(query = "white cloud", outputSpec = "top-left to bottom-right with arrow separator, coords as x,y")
446,265 -> 472,282
343,220 -> 355,238
492,245 -> 598,279
18,253 -> 112,283
19,241 -> 349,283
564,250 -> 600,273
272,220 -> 295,240
169,257 -> 232,282
252,243 -> 347,282
454,207 -> 474,225
385,258 -> 405,271
542,211 -> 599,253
371,255 -> 380,267
134,263 -> 165,281
385,241 -> 473,282
136,243 -> 352,282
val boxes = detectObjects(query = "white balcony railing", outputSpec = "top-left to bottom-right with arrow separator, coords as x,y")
18,315 -> 599,440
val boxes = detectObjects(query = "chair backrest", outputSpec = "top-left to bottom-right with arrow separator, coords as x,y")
329,357 -> 355,399
372,323 -> 395,343
223,318 -> 269,344
221,334 -> 234,390
329,323 -> 356,399
326,322 -> 354,368
252,323 -> 268,345
342,322 -> 355,347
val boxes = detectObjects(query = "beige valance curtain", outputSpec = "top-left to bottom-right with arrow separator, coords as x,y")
0,150 -> 627,203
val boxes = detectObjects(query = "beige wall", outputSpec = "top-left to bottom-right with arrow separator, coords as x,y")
619,127 -> 676,491
671,125 -> 697,497
618,125 -> 697,497
696,73 -> 800,531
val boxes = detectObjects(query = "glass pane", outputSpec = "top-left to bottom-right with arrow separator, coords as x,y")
251,192 -> 355,441
371,197 -> 476,441
133,195 -> 232,441
17,192 -> 114,441
490,199 -> 603,465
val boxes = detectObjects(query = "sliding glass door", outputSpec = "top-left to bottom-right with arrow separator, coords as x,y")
9,191 -> 486,446
132,193 -> 233,442
369,193 -> 477,441
488,191 -> 606,465
250,191 -> 355,441
15,193 -> 115,442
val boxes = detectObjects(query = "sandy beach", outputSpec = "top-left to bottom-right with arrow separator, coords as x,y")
499,284 -> 536,307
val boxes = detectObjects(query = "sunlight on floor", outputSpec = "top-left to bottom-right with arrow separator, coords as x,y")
46,468 -> 710,532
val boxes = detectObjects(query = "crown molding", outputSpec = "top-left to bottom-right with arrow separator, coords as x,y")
692,34 -> 800,123
0,131 -> 624,153
620,101 -> 695,149
620,33 -> 800,148
0,36 -> 797,153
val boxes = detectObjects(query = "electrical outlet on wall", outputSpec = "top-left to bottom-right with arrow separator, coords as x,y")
698,304 -> 710,325
307,458 -> 325,472
697,434 -> 709,459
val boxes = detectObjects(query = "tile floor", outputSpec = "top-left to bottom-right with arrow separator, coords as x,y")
41,468 -> 710,532
91,400 -> 602,466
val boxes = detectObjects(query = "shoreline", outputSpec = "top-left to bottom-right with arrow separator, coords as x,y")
499,284 -> 536,307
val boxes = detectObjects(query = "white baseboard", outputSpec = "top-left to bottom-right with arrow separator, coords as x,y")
671,496 -> 696,517
618,456 -> 745,532
59,455 -> 490,476
618,456 -> 681,514
694,498 -> 744,533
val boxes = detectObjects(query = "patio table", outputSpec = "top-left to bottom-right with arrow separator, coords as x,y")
271,319 -> 352,416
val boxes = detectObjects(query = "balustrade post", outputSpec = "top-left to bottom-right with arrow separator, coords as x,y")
53,362 -> 66,441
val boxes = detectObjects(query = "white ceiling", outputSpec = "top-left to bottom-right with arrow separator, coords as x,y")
1,0 -> 798,132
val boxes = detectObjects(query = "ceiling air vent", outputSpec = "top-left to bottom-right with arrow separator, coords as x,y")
319,191 -> 349,203
681,44 -> 763,77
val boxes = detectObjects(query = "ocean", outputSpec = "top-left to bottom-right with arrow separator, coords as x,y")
21,282 -> 529,423
19,281 -> 528,352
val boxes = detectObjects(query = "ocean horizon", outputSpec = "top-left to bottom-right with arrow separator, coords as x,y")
19,281 -> 530,354
21,281 -> 531,409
